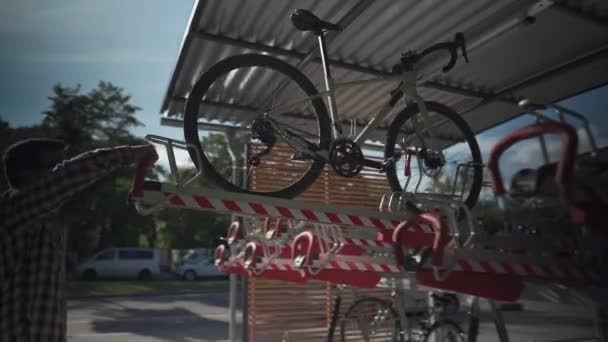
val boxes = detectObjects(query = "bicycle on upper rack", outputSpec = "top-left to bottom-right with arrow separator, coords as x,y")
184,9 -> 483,209
337,289 -> 465,342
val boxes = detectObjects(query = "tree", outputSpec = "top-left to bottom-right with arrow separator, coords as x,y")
42,82 -> 144,150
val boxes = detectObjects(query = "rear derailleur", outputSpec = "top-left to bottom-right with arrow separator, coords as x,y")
248,117 -> 277,166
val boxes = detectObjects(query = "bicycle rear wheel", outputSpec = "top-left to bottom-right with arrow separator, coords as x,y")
384,102 -> 482,209
340,297 -> 403,342
422,319 -> 465,342
184,54 -> 331,198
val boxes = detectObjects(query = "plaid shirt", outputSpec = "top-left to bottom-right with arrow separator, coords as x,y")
0,146 -> 136,342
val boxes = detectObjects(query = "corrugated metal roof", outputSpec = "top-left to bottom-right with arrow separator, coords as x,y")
162,0 -> 608,136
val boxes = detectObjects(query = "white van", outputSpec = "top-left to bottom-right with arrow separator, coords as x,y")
76,248 -> 161,280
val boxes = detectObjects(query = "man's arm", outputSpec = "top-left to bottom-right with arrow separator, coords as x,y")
0,144 -> 157,232
0,144 -> 156,283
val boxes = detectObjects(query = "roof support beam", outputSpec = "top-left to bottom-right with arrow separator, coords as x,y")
552,2 -> 608,29
461,45 -> 608,119
172,96 -> 382,130
174,96 -> 258,113
161,116 -> 247,133
421,81 -> 517,104
194,30 -> 390,77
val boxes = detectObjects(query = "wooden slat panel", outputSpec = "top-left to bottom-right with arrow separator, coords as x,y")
248,144 -> 393,342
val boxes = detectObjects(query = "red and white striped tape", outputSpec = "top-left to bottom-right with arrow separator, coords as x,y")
324,259 -> 401,273
330,237 -> 395,249
449,258 -> 594,282
266,258 -> 298,272
164,193 -> 405,230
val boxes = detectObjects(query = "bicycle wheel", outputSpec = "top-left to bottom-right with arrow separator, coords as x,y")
384,102 -> 482,209
422,320 -> 465,342
340,297 -> 403,342
184,54 -> 331,198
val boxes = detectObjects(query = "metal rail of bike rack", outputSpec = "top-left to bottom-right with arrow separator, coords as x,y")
135,134 -> 605,301
132,134 -> 608,341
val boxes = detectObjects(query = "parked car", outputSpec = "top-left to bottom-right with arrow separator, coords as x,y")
175,257 -> 225,280
76,248 -> 161,280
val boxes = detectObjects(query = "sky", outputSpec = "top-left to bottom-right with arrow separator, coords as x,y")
0,0 -> 193,142
1,0 -> 607,187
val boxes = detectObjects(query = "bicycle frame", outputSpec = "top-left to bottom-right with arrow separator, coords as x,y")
263,33 -> 438,160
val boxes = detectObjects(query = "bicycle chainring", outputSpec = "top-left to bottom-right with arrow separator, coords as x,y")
329,139 -> 363,177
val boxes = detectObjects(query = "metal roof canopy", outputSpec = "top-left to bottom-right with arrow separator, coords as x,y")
161,0 -> 608,141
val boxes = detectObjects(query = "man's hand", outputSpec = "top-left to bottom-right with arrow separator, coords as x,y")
132,144 -> 159,168
128,144 -> 159,204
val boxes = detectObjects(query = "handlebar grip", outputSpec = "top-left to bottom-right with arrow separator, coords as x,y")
454,32 -> 469,63
441,33 -> 467,72
488,122 -> 578,196
442,47 -> 458,73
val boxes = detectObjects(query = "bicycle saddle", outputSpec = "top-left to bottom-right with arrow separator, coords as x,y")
291,9 -> 341,35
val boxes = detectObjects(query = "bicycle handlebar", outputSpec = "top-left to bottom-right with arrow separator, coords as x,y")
393,32 -> 469,74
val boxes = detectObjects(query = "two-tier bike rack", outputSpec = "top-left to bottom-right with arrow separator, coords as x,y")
130,133 -> 607,342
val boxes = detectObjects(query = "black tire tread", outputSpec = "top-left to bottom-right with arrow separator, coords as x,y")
422,319 -> 465,342
340,297 -> 403,342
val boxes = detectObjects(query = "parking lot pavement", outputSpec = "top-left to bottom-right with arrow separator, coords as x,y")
474,301 -> 598,342
68,292 -> 240,342
68,293 -> 598,341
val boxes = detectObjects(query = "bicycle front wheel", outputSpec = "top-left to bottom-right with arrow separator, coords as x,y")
340,297 -> 403,342
384,102 -> 482,209
422,320 -> 465,342
184,54 -> 331,198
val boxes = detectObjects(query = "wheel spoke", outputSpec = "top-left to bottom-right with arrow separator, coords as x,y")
183,54 -> 330,197
384,103 -> 482,209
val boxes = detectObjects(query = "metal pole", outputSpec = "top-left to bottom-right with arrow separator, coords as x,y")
467,296 -> 480,342
240,141 -> 249,342
537,117 -> 551,164
225,132 -> 239,342
224,128 -> 250,342
229,274 -> 238,342
318,33 -> 342,138
488,300 -> 510,342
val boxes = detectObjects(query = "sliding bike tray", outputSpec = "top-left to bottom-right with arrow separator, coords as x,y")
130,134 -> 606,306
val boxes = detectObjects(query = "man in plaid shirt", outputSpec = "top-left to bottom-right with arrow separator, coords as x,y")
0,138 -> 158,341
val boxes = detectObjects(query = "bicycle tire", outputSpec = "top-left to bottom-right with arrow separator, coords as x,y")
422,319 -> 465,342
340,297 -> 404,342
327,293 -> 342,342
384,101 -> 483,209
184,54 -> 331,198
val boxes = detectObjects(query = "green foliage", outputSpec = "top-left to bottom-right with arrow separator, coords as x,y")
202,133 -> 234,180
42,82 -> 144,150
155,167 -> 231,249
